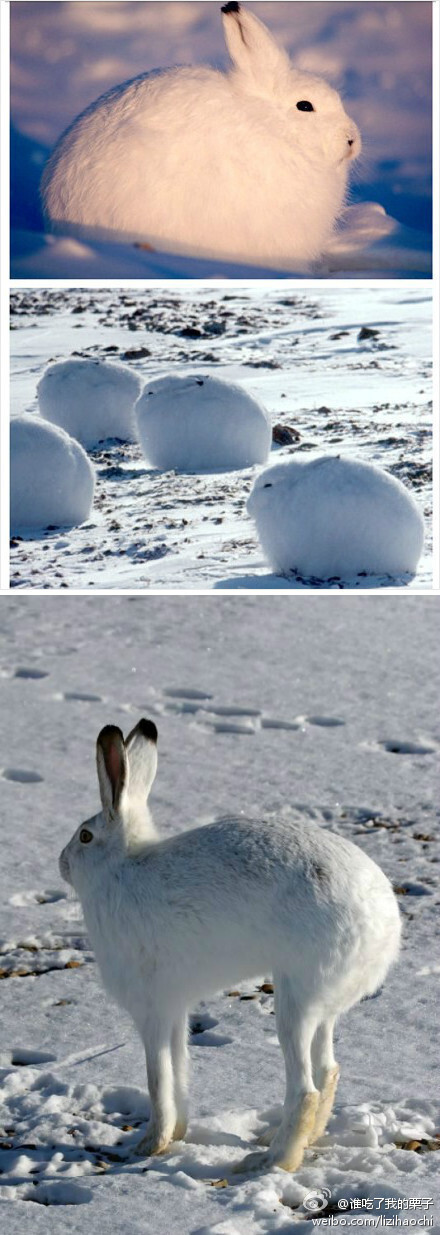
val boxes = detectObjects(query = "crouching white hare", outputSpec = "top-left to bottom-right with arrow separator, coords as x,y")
59,720 -> 400,1174
42,4 -> 361,269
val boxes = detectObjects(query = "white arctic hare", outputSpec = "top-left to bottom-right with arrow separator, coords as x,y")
42,4 -> 361,268
59,720 -> 400,1174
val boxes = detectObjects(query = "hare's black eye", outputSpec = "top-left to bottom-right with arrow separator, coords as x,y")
296,100 -> 314,112
263,483 -> 272,489
80,828 -> 93,844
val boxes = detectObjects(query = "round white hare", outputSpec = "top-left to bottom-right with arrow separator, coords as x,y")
41,4 -> 361,268
10,414 -> 95,533
247,456 -> 424,581
59,719 -> 400,1174
135,373 -> 271,472
38,358 -> 142,449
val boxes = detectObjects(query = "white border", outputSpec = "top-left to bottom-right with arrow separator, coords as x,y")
432,0 -> 439,590
2,0 -> 439,599
0,0 -> 10,591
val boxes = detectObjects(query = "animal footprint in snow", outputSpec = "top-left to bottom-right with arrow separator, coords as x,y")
377,739 -> 437,756
23,1182 -> 93,1206
9,1047 -> 57,1066
162,688 -> 214,713
64,691 -> 104,703
212,721 -> 257,736
9,889 -> 67,906
208,706 -> 262,719
1,768 -> 44,783
13,667 -> 50,680
163,688 -> 213,701
190,1013 -> 233,1048
262,715 -> 344,731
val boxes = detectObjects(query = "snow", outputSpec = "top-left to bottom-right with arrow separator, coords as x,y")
135,375 -> 271,473
37,358 -> 142,449
10,415 -> 95,534
247,456 -> 424,583
10,1 -> 432,279
0,595 -> 438,1232
9,284 -> 432,590
10,209 -> 432,280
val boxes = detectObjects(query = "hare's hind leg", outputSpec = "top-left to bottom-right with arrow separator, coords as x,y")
235,976 -> 319,1174
310,1019 -> 339,1143
171,1015 -> 189,1142
135,1019 -> 177,1157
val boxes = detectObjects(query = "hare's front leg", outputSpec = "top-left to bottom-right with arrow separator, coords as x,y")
136,1019 -> 177,1157
171,1015 -> 189,1142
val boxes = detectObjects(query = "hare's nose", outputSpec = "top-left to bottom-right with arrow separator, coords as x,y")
346,133 -> 359,158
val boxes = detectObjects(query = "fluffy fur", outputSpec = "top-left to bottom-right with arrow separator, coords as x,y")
42,5 -> 361,267
247,456 -> 425,580
59,719 -> 400,1174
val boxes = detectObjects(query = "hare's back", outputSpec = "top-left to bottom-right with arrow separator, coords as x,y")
63,67 -> 231,141
132,816 -> 399,996
148,814 -> 391,906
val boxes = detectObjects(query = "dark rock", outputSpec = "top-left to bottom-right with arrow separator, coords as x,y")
272,424 -> 300,445
358,326 -> 380,341
122,346 -> 151,360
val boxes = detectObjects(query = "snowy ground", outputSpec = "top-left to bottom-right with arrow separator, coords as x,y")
10,1 -> 432,278
10,284 -> 432,591
9,211 -> 432,282
0,594 -> 439,1233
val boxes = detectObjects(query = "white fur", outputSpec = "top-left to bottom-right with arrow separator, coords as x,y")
59,719 -> 400,1173
135,373 -> 271,472
38,358 -> 142,449
247,456 -> 424,580
10,413 -> 95,533
42,5 -> 361,268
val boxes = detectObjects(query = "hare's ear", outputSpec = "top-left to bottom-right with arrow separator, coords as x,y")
125,719 -> 158,805
97,724 -> 128,820
221,4 -> 290,92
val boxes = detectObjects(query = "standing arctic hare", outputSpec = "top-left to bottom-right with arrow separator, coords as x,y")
59,719 -> 400,1173
42,3 -> 361,268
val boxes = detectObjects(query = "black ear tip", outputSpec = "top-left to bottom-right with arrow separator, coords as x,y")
98,724 -> 124,745
138,718 -> 158,745
222,2 -> 240,14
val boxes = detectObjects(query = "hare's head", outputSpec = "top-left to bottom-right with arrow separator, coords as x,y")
247,461 -> 304,516
59,719 -> 158,894
222,4 -> 361,167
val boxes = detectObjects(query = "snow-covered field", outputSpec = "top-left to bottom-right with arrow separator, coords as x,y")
10,284 -> 432,590
0,594 -> 439,1232
10,1 -> 432,278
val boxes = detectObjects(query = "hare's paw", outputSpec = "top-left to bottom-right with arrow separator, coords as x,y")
135,1125 -> 173,1158
232,1149 -> 273,1175
232,1144 -> 305,1174
257,1123 -> 278,1146
171,1117 -> 188,1143
310,1065 -> 339,1143
237,1092 -> 320,1174
269,1091 -> 320,1172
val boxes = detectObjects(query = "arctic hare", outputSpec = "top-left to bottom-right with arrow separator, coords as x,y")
59,720 -> 400,1173
247,457 -> 425,580
42,4 -> 361,268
